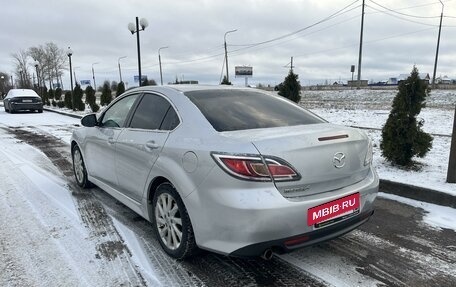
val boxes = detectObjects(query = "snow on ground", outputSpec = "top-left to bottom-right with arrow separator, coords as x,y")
1,90 -> 455,286
379,192 -> 456,231
3,88 -> 455,196
299,88 -> 456,196
0,128 -> 154,286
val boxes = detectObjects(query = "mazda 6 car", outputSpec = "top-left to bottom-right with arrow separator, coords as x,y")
71,85 -> 378,260
3,89 -> 43,113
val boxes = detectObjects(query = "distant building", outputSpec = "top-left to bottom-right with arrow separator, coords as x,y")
347,80 -> 368,87
387,77 -> 398,85
396,73 -> 430,84
435,75 -> 452,84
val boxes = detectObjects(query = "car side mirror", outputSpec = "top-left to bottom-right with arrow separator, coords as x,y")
81,113 -> 98,127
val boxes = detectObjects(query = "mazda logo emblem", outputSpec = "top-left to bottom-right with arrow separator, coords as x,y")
333,152 -> 346,168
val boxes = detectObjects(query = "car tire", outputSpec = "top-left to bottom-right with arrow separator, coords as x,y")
38,109 -> 43,113
72,145 -> 93,188
152,183 -> 198,259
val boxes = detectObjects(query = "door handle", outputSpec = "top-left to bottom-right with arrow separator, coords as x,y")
107,137 -> 116,145
145,141 -> 160,150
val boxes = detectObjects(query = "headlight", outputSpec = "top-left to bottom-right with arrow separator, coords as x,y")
364,139 -> 373,166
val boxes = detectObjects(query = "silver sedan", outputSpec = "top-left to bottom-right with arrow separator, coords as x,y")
71,85 -> 378,259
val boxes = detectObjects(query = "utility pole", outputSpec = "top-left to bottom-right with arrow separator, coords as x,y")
447,105 -> 456,183
357,0 -> 365,89
118,56 -> 127,83
290,56 -> 294,71
224,29 -> 237,84
158,47 -> 169,85
432,0 -> 444,89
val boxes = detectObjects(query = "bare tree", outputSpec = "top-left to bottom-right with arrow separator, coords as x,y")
29,45 -> 49,89
46,42 -> 67,89
11,50 -> 33,88
28,42 -> 67,89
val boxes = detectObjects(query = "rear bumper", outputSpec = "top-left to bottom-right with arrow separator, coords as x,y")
230,209 -> 374,257
184,165 -> 379,256
11,102 -> 43,111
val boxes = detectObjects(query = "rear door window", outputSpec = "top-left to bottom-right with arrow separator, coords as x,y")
129,93 -> 178,130
185,90 -> 324,132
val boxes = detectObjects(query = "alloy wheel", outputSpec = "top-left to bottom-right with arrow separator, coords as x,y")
155,193 -> 183,250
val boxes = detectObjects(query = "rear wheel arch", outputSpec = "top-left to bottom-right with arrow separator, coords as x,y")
147,176 -> 171,207
70,141 -> 78,156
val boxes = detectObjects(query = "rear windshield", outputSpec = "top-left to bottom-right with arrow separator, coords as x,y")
185,90 -> 324,132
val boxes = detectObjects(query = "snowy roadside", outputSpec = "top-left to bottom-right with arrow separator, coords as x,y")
41,89 -> 456,199
0,128 -> 149,286
1,95 -> 455,286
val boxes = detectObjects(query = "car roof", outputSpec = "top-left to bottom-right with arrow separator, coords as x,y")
125,84 -> 258,94
7,89 -> 40,97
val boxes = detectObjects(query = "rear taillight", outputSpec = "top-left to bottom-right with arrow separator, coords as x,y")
212,153 -> 300,182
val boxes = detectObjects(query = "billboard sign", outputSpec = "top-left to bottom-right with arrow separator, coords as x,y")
235,66 -> 253,77
134,75 -> 148,83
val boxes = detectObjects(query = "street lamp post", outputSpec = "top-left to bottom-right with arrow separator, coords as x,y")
18,69 -> 23,88
0,75 -> 5,97
224,29 -> 237,84
128,17 -> 148,87
67,47 -> 74,110
158,46 -> 169,85
432,0 -> 444,89
92,62 -> 99,91
33,60 -> 40,96
118,56 -> 127,83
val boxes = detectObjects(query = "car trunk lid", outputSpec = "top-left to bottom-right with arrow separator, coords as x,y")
221,123 -> 369,198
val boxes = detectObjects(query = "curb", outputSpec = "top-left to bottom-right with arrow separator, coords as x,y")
43,106 -> 456,209
379,179 -> 456,209
43,107 -> 84,119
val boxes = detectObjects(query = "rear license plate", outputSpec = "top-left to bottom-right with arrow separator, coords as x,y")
22,99 -> 32,103
307,193 -> 360,226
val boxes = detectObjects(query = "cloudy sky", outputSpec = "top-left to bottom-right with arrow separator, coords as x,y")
1,0 -> 456,88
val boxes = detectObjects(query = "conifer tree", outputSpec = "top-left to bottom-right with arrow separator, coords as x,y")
55,87 -> 62,101
100,81 -> 112,106
64,91 -> 72,109
85,85 -> 99,112
48,88 -> 55,103
380,66 -> 433,167
116,81 -> 125,97
278,69 -> 301,103
73,84 -> 85,111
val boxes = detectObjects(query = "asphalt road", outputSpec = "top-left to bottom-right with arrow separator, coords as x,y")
2,112 -> 455,287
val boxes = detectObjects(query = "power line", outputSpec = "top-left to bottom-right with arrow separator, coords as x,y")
366,4 -> 440,27
369,0 -> 440,18
293,27 -> 435,58
140,1 -> 363,68
228,14 -> 361,58
229,0 -> 361,48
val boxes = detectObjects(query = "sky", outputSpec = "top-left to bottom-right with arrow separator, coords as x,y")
1,0 -> 456,88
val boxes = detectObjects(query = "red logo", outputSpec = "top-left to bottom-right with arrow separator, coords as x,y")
307,193 -> 360,226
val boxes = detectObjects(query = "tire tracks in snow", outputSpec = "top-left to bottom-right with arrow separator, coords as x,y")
8,126 -> 147,286
8,126 -> 328,286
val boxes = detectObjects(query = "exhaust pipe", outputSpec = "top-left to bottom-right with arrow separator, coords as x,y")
261,249 -> 274,260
